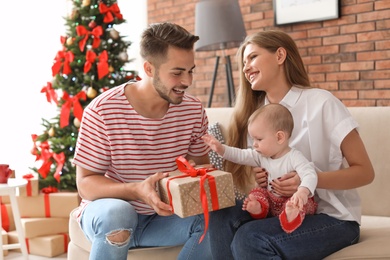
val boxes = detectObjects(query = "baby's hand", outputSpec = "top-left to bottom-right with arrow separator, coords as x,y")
201,134 -> 224,155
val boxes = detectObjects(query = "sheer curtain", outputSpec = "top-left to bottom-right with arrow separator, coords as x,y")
0,0 -> 146,177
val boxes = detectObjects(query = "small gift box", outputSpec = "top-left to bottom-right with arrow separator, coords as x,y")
17,173 -> 39,197
21,217 -> 69,239
17,191 -> 80,218
8,231 -> 69,257
158,156 -> 235,218
2,228 -> 8,256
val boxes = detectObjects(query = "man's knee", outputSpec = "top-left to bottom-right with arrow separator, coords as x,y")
106,229 -> 131,246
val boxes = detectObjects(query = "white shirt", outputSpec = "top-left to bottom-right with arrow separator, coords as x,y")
223,147 -> 317,196
261,86 -> 361,224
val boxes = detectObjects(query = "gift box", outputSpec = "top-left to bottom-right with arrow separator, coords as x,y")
158,157 -> 235,218
1,203 -> 15,232
17,192 -> 80,218
21,217 -> 69,239
17,173 -> 39,197
0,196 -> 10,204
2,228 -> 8,256
8,231 -> 69,257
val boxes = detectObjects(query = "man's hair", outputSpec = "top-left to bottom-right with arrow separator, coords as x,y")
248,103 -> 294,137
140,22 -> 199,65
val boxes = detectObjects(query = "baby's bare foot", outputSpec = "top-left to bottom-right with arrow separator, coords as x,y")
243,194 -> 262,215
285,200 -> 300,222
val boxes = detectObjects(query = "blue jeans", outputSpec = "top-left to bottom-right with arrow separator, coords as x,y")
80,198 -> 212,260
209,199 -> 360,260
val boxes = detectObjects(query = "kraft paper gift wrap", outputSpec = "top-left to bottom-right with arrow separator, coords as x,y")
2,228 -> 8,256
17,173 -> 39,197
8,231 -> 69,257
158,157 -> 235,218
17,192 -> 80,218
21,217 -> 69,239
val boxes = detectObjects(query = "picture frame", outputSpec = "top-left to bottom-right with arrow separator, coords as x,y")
273,0 -> 340,26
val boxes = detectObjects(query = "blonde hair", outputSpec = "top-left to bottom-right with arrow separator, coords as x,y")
225,30 -> 311,193
248,103 -> 294,138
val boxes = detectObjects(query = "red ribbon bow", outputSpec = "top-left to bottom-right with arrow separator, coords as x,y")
166,156 -> 218,243
51,50 -> 74,76
76,25 -> 103,52
99,3 -> 123,23
41,82 -> 58,105
97,50 -> 109,79
84,50 -> 97,74
53,152 -> 65,183
60,91 -> 86,128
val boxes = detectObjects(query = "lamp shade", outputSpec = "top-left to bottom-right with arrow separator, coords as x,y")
195,0 -> 247,52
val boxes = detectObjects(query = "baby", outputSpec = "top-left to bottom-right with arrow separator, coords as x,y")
202,103 -> 318,233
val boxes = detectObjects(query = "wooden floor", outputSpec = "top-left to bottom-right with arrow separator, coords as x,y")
3,252 -> 67,259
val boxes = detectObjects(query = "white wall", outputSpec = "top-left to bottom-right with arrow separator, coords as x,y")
0,0 -> 147,177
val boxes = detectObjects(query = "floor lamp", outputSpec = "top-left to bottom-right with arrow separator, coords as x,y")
195,0 -> 246,107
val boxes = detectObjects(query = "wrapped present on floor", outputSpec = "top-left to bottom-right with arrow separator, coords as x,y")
21,217 -> 69,239
1,203 -> 15,232
0,196 -> 10,204
8,231 -> 69,257
16,173 -> 39,197
2,228 -> 8,256
17,191 -> 80,218
158,156 -> 236,218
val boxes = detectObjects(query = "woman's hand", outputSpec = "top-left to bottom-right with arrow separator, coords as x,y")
270,171 -> 300,197
253,167 -> 268,188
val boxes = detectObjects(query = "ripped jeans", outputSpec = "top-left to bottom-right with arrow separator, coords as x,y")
80,198 -> 211,260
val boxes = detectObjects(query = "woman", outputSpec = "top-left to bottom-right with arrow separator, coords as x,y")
208,30 -> 374,260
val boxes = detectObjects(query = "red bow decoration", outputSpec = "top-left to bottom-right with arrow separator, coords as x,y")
53,152 -> 65,183
41,186 -> 58,194
41,82 -> 58,105
99,3 -> 123,23
76,25 -> 103,52
166,156 -> 218,243
60,91 -> 87,128
37,141 -> 53,178
52,50 -> 75,76
22,174 -> 34,180
84,50 -> 97,74
97,50 -> 109,79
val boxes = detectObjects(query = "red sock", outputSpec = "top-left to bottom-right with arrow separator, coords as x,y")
279,210 -> 303,233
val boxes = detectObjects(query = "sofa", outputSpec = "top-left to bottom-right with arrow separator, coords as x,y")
68,106 -> 390,260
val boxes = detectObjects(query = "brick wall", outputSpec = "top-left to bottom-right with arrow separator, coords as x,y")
147,0 -> 390,107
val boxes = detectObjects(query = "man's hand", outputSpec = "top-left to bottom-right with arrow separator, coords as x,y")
136,172 -> 173,216
270,171 -> 301,197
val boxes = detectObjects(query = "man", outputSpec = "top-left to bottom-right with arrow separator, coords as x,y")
73,22 -> 211,260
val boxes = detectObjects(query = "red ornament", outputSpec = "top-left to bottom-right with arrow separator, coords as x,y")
88,21 -> 97,29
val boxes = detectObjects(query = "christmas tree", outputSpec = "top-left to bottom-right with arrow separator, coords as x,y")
30,0 -> 139,191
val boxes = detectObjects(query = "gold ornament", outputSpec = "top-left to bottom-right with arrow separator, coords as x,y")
82,0 -> 91,7
109,29 -> 119,40
48,127 -> 55,137
109,66 -> 115,73
66,37 -> 73,45
74,118 -> 81,128
87,87 -> 98,99
118,52 -> 128,61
